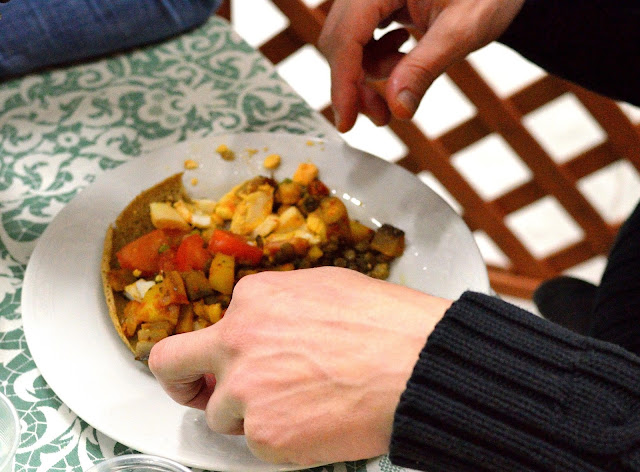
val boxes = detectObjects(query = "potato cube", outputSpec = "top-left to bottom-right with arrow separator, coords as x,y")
319,197 -> 347,224
209,253 -> 235,295
137,321 -> 171,342
150,202 -> 190,231
292,162 -> 318,185
253,214 -> 279,238
276,180 -> 303,205
278,206 -> 305,233
350,220 -> 374,243
182,270 -> 215,301
305,211 -> 327,240
205,303 -> 223,324
159,271 -> 189,305
307,245 -> 323,261
176,304 -> 195,334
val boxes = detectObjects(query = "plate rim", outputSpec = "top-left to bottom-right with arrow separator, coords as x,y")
21,132 -> 490,471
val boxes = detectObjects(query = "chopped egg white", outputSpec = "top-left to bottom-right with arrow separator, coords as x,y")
124,279 -> 156,302
252,214 -> 280,238
191,212 -> 212,228
277,206 -> 305,233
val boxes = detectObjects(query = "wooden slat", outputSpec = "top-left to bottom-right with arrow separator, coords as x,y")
509,75 -> 567,115
488,267 -> 543,300
392,119 -> 553,278
564,142 -> 619,179
270,0 -> 326,45
447,60 -> 616,254
494,143 -> 619,216
493,181 -> 545,216
259,27 -> 306,65
542,240 -> 600,273
217,0 -> 230,20
436,116 -> 491,155
570,85 -> 640,171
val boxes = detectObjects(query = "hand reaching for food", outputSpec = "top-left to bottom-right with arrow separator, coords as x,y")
318,0 -> 525,131
148,266 -> 452,465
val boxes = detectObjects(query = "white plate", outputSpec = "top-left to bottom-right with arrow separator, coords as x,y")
22,132 -> 490,471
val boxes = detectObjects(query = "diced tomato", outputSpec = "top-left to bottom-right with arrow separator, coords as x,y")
157,246 -> 178,273
208,229 -> 263,266
116,229 -> 170,275
116,229 -> 187,275
163,229 -> 189,247
175,233 -> 211,271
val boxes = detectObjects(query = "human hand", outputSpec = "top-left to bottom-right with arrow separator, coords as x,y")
148,266 -> 452,465
318,0 -> 525,132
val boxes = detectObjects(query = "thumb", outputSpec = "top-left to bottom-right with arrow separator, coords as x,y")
148,326 -> 222,409
386,19 -> 474,119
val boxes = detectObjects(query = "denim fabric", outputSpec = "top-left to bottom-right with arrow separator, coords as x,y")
0,0 -> 222,79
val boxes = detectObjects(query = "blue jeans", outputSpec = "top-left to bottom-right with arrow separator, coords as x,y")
0,0 -> 222,79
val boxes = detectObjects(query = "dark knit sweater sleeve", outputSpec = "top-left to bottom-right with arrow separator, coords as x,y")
497,1 -> 640,107
390,292 -> 640,471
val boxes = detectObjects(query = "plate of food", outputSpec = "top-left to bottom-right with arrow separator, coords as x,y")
22,132 -> 490,471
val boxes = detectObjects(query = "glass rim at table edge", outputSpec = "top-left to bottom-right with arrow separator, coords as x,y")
0,391 -> 20,471
86,454 -> 192,472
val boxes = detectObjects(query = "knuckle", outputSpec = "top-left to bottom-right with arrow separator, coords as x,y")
316,15 -> 341,58
232,270 -> 272,298
230,272 -> 253,297
238,270 -> 282,299
441,17 -> 479,53
217,319 -> 249,354
224,373 -> 249,404
245,421 -> 287,462
204,412 -> 219,433
402,59 -> 436,93
245,417 -> 317,465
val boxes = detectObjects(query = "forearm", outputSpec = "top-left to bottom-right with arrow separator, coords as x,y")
498,1 -> 640,107
391,291 -> 640,471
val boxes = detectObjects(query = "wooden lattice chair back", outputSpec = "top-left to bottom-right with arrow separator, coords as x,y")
218,0 -> 640,299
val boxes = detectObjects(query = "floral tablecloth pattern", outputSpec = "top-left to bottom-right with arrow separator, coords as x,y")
0,14 -> 403,472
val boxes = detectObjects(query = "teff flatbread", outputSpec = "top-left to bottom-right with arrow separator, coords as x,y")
101,173 -> 187,357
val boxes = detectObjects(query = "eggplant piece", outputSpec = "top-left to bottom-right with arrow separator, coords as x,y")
370,224 -> 405,257
182,270 -> 215,301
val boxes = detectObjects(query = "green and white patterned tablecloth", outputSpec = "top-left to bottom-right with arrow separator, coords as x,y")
0,14 -> 403,472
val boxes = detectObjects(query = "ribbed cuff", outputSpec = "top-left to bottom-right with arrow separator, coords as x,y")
390,292 -> 640,472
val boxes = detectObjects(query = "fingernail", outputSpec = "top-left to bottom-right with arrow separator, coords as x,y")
397,89 -> 419,116
332,106 -> 342,131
